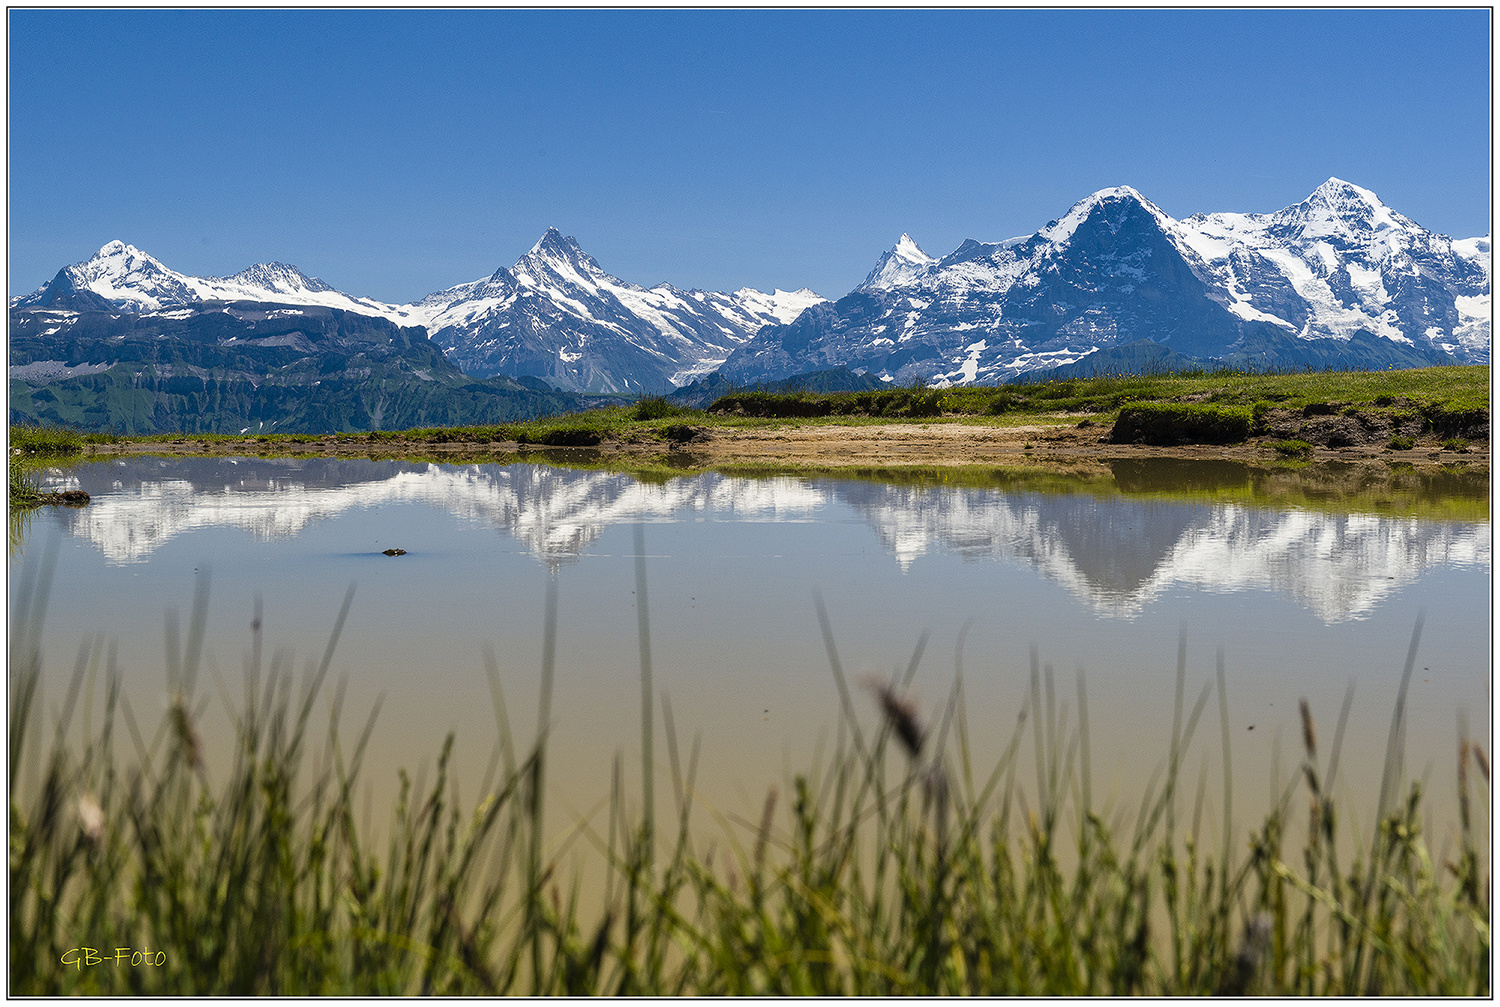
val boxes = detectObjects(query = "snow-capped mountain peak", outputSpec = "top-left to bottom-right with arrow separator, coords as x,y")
1038,185 -> 1175,246
80,240 -> 175,283
527,227 -> 573,257
395,230 -> 828,393
859,233 -> 938,290
522,227 -> 595,268
1278,176 -> 1410,242
893,233 -> 928,260
49,240 -> 197,311
512,228 -> 611,290
718,177 -> 1488,389
221,262 -> 334,296
1308,176 -> 1384,208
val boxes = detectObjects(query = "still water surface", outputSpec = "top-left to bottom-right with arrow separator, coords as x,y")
11,456 -> 1490,857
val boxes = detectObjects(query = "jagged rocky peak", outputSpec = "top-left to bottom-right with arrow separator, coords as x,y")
860,233 -> 938,290
892,233 -> 930,260
512,227 -> 608,283
223,261 -> 333,294
525,227 -> 588,262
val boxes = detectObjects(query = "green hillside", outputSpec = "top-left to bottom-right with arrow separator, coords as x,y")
8,302 -> 583,434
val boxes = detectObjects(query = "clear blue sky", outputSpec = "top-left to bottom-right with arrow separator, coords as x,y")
8,8 -> 1492,304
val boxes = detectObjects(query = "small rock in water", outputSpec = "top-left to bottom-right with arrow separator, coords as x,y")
382,548 -> 407,556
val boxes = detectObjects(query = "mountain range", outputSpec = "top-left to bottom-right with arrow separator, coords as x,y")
12,234 -> 822,395
10,178 -> 1490,421
718,179 -> 1490,384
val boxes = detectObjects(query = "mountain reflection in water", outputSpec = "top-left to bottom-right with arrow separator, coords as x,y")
28,456 -> 1488,624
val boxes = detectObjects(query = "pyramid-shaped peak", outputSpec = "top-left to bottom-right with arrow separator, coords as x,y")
1313,177 -> 1376,199
1040,185 -> 1172,245
859,233 -> 939,291
1283,178 -> 1408,236
74,241 -> 176,281
892,234 -> 934,262
512,228 -> 609,285
528,227 -> 583,257
1302,177 -> 1391,212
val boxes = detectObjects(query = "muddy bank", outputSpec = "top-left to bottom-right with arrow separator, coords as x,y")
77,415 -> 1488,474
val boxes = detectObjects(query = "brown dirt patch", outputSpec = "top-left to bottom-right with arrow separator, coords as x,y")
78,419 -> 1489,473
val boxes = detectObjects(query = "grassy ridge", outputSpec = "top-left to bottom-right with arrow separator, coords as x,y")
707,365 -> 1490,422
8,562 -> 1489,995
15,365 -> 1488,450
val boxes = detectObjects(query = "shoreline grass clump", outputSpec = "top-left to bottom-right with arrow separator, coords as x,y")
1110,403 -> 1254,445
8,554 -> 1489,995
8,425 -> 92,512
1272,439 -> 1315,459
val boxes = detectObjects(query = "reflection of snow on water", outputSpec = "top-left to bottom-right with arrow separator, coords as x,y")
39,458 -> 1489,623
836,482 -> 1488,622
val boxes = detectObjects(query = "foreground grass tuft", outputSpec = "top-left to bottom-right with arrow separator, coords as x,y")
8,561 -> 1489,995
10,425 -> 86,456
9,425 -> 91,512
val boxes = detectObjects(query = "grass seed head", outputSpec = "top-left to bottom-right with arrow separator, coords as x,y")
76,793 -> 105,845
862,674 -> 925,759
170,694 -> 203,769
1299,697 -> 1317,760
754,785 -> 778,873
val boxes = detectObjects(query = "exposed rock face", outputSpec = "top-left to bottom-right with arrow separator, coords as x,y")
412,229 -> 825,393
10,178 -> 1487,394
718,180 -> 1489,386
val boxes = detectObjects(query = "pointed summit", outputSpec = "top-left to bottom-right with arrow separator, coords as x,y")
1301,178 -> 1391,218
1039,185 -> 1175,246
512,229 -> 608,291
56,240 -> 198,311
1279,177 -> 1408,239
859,233 -> 938,291
1310,176 -> 1376,201
517,228 -> 595,269
526,227 -> 586,260
893,233 -> 928,260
